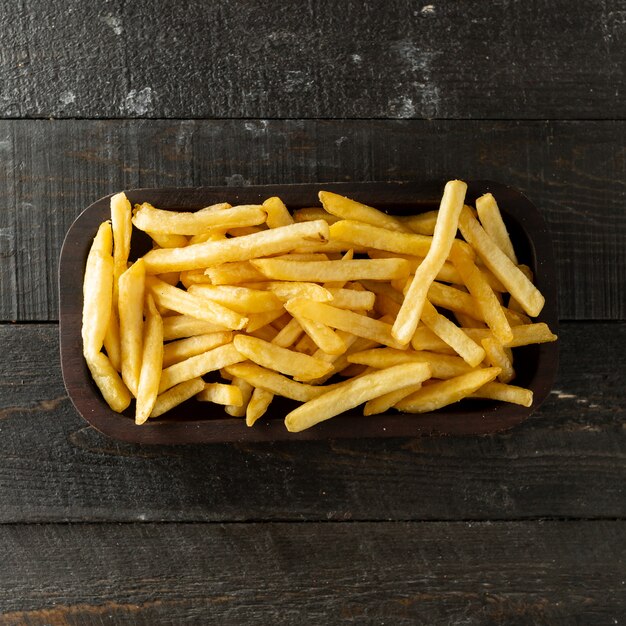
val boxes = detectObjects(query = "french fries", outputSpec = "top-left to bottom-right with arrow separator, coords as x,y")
82,181 -> 557,431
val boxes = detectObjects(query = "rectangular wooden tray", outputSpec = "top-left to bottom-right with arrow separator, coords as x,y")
59,181 -> 558,443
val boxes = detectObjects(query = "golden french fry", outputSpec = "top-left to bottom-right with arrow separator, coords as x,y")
293,207 -> 342,225
427,281 -> 482,320
189,230 -> 227,245
392,180 -> 467,344
289,299 -> 405,349
150,377 -> 206,418
162,315 -> 228,340
476,193 -> 518,264
481,337 -> 515,383
224,377 -> 254,416
285,362 -> 432,432
251,258 -> 410,282
143,220 -> 330,273
135,295 -> 164,425
272,317 -> 304,348
188,284 -> 282,313
133,203 -> 265,235
159,342 -> 244,393
284,299 -> 346,355
363,383 -> 424,416
233,334 -> 333,381
86,351 -> 131,413
508,264 -> 533,313
118,259 -> 146,396
162,331 -> 233,368
395,367 -> 501,413
463,323 -> 558,348
449,244 -> 513,345
319,190 -> 411,233
148,277 -> 247,330
470,381 -> 533,407
458,206 -> 544,317
205,261 -> 268,285
420,300 -> 485,367
411,325 -> 457,354
327,288 -> 375,311
400,210 -> 439,235
82,246 -> 114,360
347,347 -> 473,379
197,382 -> 244,406
225,362 -> 328,402
111,192 -> 132,286
260,281 -> 333,303
148,231 -> 189,249
246,387 -> 274,426
180,269 -> 212,288
263,196 -> 293,228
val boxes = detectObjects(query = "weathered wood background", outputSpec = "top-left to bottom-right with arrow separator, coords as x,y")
0,0 -> 624,623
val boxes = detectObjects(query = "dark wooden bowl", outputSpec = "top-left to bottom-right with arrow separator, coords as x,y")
59,181 -> 558,443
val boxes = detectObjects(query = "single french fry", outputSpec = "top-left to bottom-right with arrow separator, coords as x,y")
420,300 -> 485,367
103,307 -> 122,371
481,337 -> 515,383
364,383 -> 424,416
245,308 -> 287,333
188,284 -> 282,313
135,295 -> 164,424
284,299 -> 346,355
427,281 -> 482,320
148,231 -> 189,249
233,334 -> 333,381
508,264 -> 533,313
251,258 -> 410,282
162,331 -> 233,368
246,387 -> 274,426
261,281 -> 333,303
319,190 -> 412,233
392,180 -> 467,344
289,299 -> 405,349
206,261 -> 268,285
347,347 -> 473,379
400,210 -> 439,235
158,342 -> 244,393
133,203 -> 265,235
327,288 -> 376,311
395,367 -> 501,413
263,196 -> 293,228
224,377 -> 254,416
150,377 -> 206,418
292,239 -> 368,254
463,323 -> 558,348
449,245 -> 513,345
162,315 -> 228,340
143,220 -> 330,273
458,206 -> 544,317
118,259 -> 146,395
148,277 -> 247,330
411,325 -> 457,354
470,381 -> 533,407
476,193 -> 518,264
85,351 -> 132,413
82,248 -> 114,360
272,317 -> 304,348
197,382 -> 244,406
293,207 -> 342,224
225,363 -> 328,402
111,192 -> 132,287
285,362 -> 432,432
269,253 -> 331,262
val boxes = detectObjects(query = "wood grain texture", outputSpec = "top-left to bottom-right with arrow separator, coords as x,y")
1,0 -> 625,120
0,119 -> 624,321
0,322 -> 623,523
0,521 -> 624,625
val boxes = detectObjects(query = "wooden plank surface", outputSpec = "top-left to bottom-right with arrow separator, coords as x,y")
0,521 -> 624,625
0,119 -> 624,322
0,322 -> 623,523
1,0 -> 624,120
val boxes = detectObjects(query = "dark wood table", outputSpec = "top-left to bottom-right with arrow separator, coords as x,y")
1,1 -> 624,623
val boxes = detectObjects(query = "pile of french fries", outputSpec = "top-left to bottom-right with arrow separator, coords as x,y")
81,180 -> 557,432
